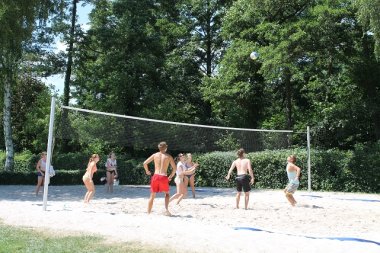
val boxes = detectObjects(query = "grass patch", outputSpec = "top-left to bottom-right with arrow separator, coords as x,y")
0,222 -> 172,253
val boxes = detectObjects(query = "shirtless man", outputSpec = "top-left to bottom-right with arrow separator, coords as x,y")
143,141 -> 176,215
284,155 -> 301,206
225,148 -> 255,210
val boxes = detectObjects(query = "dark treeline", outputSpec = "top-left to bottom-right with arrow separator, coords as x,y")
1,0 -> 380,170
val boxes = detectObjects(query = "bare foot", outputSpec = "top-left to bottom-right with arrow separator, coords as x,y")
163,210 -> 172,216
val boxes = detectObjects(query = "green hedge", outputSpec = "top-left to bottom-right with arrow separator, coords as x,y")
0,143 -> 379,193
193,144 -> 379,193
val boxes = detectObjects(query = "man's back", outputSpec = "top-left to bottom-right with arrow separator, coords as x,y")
235,158 -> 251,175
153,152 -> 172,175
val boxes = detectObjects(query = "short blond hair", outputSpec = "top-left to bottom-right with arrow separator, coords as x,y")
158,141 -> 167,151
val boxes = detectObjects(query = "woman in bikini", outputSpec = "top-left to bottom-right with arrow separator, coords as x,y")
82,154 -> 100,203
35,152 -> 47,196
105,152 -> 118,193
183,153 -> 198,198
169,153 -> 198,204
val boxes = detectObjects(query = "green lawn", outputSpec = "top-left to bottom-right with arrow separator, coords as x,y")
0,223 -> 173,253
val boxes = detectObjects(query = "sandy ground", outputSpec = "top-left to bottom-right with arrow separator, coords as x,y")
0,184 -> 379,253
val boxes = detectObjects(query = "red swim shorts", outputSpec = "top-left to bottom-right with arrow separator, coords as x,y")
150,174 -> 169,193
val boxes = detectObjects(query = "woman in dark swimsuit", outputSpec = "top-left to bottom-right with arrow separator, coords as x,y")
106,152 -> 118,193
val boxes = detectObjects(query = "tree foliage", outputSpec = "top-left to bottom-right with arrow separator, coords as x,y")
1,0 -> 380,158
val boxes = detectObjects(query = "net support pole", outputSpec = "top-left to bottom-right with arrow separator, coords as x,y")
43,97 -> 56,211
307,126 -> 311,192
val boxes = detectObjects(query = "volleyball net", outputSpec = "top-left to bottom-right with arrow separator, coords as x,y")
58,106 -> 307,154
43,98 -> 311,210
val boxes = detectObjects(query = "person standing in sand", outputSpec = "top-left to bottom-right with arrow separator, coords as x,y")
225,148 -> 254,210
82,154 -> 100,203
183,153 -> 197,198
105,152 -> 118,193
35,152 -> 47,196
143,141 -> 176,216
284,155 -> 301,206
169,153 -> 198,205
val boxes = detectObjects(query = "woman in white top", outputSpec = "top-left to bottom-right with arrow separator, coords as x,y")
169,153 -> 198,204
35,152 -> 47,196
105,152 -> 118,193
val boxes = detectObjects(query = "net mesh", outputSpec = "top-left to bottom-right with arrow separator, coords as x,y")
58,106 -> 307,153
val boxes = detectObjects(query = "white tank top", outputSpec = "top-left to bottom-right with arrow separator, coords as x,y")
176,161 -> 185,176
40,159 -> 46,171
107,158 -> 117,167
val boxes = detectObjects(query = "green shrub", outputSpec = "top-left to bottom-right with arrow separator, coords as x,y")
0,146 -> 379,193
0,150 -> 39,172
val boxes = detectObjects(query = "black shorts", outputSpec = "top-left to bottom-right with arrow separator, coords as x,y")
236,175 -> 251,192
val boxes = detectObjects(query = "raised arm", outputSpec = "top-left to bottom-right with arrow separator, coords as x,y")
182,163 -> 198,175
293,164 -> 301,180
143,154 -> 155,175
225,161 -> 236,180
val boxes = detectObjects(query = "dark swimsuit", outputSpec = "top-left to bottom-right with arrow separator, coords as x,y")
107,170 -> 116,175
185,163 -> 194,179
236,174 -> 251,192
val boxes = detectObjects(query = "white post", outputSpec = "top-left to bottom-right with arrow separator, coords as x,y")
307,126 -> 311,192
43,97 -> 56,211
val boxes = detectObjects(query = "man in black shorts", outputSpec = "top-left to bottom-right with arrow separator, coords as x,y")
225,148 -> 255,209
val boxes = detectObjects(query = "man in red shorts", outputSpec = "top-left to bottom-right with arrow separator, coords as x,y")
143,141 -> 176,215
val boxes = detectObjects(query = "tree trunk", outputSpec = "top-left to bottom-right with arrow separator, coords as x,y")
62,0 -> 78,152
284,68 -> 293,130
63,0 -> 78,106
206,1 -> 212,77
3,72 -> 14,171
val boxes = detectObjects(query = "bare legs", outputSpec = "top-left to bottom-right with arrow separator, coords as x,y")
148,192 -> 172,216
235,191 -> 250,210
284,189 -> 297,206
83,180 -> 95,203
189,175 -> 195,198
235,192 -> 241,209
244,192 -> 250,210
106,171 -> 114,193
169,182 -> 185,204
164,192 -> 171,215
35,176 -> 44,196
147,192 -> 156,214
183,175 -> 196,198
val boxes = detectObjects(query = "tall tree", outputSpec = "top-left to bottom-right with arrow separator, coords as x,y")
63,0 -> 79,107
355,0 -> 380,59
0,0 -> 59,171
